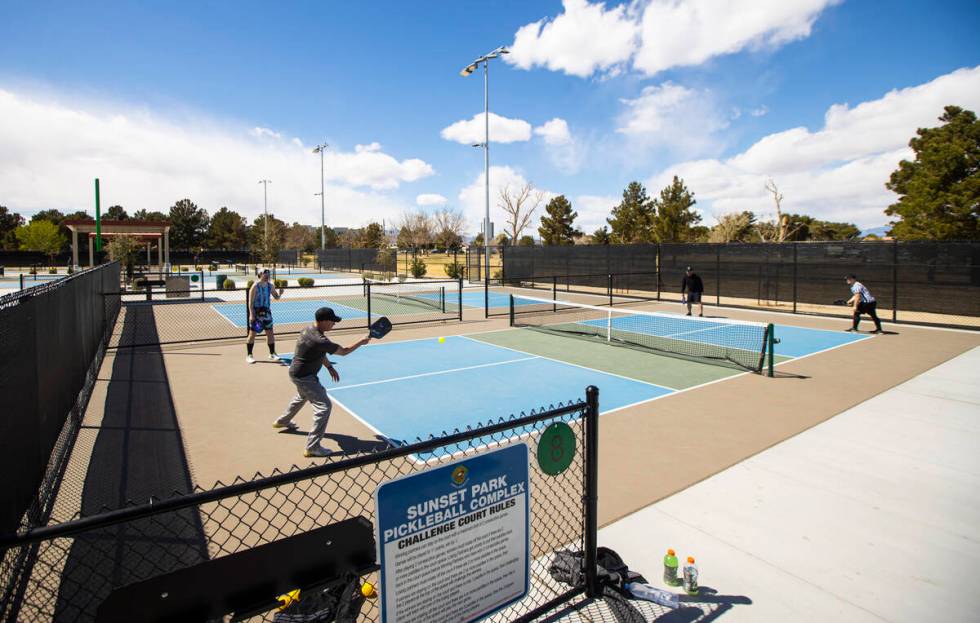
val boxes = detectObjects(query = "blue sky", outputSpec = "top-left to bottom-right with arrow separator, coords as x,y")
1,1 -> 978,232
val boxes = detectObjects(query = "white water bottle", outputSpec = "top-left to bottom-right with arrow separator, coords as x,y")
624,582 -> 680,609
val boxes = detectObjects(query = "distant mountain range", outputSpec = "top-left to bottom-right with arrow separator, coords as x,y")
860,226 -> 891,238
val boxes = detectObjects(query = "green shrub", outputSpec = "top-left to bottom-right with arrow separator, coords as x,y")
409,257 -> 427,278
445,261 -> 465,280
363,271 -> 376,280
193,265 -> 201,271
492,269 -> 503,281
67,266 -> 74,275
180,266 -> 189,272
274,279 -> 288,289
209,263 -> 218,272
246,279 -> 254,290
29,267 -> 37,275
298,277 -> 314,287
48,267 -> 57,274
223,278 -> 236,290
134,278 -> 147,288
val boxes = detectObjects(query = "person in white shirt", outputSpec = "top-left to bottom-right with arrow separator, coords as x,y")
845,274 -> 883,334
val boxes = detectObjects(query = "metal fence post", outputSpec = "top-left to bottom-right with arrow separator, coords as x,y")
583,385 -> 600,599
366,281 -> 372,328
608,273 -> 613,306
892,240 -> 898,323
458,278 -> 463,322
716,245 -> 721,307
552,276 -> 557,313
792,243 -> 798,314
656,244 -> 661,301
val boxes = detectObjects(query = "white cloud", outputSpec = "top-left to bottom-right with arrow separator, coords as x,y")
533,117 -> 585,174
634,0 -> 841,75
575,194 -> 620,232
645,66 -> 980,228
440,112 -> 532,144
534,118 -> 572,145
508,0 -> 838,78
617,82 -> 730,157
507,0 -> 638,78
250,126 -> 282,139
750,106 -> 769,117
0,88 -> 432,226
457,166 -> 556,236
416,193 -> 448,206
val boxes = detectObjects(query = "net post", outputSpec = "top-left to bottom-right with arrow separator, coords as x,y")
366,281 -> 372,327
484,274 -> 489,319
767,324 -> 775,377
608,273 -> 613,306
458,277 -> 463,322
606,310 -> 612,342
508,294 -> 515,326
200,271 -> 205,301
441,286 -> 446,314
583,385 -> 600,599
552,276 -> 557,312
19,274 -> 24,290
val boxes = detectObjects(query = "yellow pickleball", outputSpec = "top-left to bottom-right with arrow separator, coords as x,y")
438,337 -> 445,344
361,582 -> 377,598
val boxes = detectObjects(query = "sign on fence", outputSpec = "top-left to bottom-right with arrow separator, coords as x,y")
374,443 -> 530,623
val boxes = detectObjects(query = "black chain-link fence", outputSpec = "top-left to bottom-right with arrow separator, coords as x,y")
0,263 -> 121,535
1,389 -> 600,623
105,279 -> 464,349
501,241 -> 979,328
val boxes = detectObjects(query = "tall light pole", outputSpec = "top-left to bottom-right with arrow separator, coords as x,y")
460,45 -> 509,289
312,143 -> 328,249
258,179 -> 271,259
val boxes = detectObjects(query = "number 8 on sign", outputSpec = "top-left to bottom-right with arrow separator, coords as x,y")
537,422 -> 575,476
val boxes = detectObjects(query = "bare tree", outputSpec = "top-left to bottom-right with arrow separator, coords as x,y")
433,208 -> 466,250
760,178 -> 800,242
708,211 -> 756,243
498,183 -> 544,243
397,210 -> 435,251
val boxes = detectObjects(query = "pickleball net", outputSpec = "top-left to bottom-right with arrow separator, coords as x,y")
363,277 -> 446,313
510,294 -> 774,373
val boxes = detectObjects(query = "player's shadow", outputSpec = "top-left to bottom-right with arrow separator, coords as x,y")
326,432 -> 394,455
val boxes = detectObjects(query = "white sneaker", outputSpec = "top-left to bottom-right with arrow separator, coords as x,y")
246,355 -> 256,364
268,353 -> 280,361
303,445 -> 331,458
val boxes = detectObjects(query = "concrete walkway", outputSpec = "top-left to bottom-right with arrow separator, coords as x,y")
599,346 -> 980,622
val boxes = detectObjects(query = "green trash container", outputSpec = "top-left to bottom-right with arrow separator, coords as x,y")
215,274 -> 227,289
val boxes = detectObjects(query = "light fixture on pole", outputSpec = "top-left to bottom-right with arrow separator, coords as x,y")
312,143 -> 328,249
258,179 -> 271,259
459,45 -> 509,289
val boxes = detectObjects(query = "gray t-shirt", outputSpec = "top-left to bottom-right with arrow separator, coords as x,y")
289,326 -> 339,378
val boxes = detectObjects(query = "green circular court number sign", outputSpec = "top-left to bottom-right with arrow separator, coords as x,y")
537,422 -> 575,476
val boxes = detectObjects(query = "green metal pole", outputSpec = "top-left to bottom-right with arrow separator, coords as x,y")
768,324 -> 775,377
94,179 -> 102,252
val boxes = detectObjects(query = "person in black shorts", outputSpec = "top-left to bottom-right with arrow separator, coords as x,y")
845,274 -> 883,334
681,266 -> 704,317
273,307 -> 371,458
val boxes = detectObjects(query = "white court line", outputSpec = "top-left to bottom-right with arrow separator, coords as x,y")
329,356 -> 540,391
458,334 -> 678,392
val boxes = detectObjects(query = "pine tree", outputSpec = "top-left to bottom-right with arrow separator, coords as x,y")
607,181 -> 655,243
538,195 -> 581,245
591,226 -> 611,245
651,176 -> 700,242
885,106 -> 980,240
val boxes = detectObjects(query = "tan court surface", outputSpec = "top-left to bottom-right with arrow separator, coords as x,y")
61,301 -> 980,528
